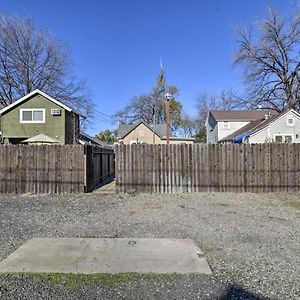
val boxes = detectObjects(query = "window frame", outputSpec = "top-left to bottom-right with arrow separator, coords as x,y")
285,135 -> 293,143
223,121 -> 230,129
286,115 -> 295,127
274,134 -> 294,143
20,108 -> 45,124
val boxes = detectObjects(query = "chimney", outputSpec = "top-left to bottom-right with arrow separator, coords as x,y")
264,111 -> 271,120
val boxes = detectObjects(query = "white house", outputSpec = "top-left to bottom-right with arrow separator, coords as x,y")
205,110 -> 276,144
219,109 -> 300,144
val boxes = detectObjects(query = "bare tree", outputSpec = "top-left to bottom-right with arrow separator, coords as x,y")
195,90 -> 239,141
0,14 -> 91,113
178,113 -> 199,138
196,90 -> 238,127
114,68 -> 183,133
235,6 -> 300,111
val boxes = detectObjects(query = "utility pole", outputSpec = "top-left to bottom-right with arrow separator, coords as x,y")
165,92 -> 171,145
152,105 -> 156,145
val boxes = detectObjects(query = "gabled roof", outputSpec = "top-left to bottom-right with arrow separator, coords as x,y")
117,122 -> 195,141
220,109 -> 300,142
117,122 -> 167,139
220,118 -> 267,142
0,89 -> 77,115
249,108 -> 300,136
210,110 -> 275,121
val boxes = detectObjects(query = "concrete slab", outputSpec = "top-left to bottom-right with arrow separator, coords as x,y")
0,238 -> 212,275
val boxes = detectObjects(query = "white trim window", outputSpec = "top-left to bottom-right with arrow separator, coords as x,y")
223,121 -> 230,129
274,134 -> 293,143
287,115 -> 295,126
20,108 -> 45,123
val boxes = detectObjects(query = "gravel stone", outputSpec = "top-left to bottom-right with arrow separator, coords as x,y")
0,192 -> 299,299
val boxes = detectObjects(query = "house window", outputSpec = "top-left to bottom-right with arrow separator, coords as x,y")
285,135 -> 292,143
20,109 -> 45,123
287,115 -> 295,126
274,134 -> 293,143
223,121 -> 230,129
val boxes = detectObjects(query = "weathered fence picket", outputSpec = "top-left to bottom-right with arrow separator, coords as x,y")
115,144 -> 300,193
0,145 -> 114,194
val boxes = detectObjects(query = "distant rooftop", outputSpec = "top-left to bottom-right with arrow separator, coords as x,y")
220,110 -> 281,142
117,122 -> 167,139
79,131 -> 112,148
210,110 -> 276,121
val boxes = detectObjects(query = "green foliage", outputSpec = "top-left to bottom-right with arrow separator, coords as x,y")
95,129 -> 116,144
169,98 -> 182,128
177,114 -> 199,138
194,129 -> 206,143
11,273 -> 137,290
8,272 -> 177,291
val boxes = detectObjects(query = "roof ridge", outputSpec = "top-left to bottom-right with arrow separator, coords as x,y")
0,89 -> 80,116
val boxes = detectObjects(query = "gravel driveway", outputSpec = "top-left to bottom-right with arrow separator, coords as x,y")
0,192 -> 299,299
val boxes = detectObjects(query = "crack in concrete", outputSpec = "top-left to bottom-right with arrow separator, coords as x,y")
75,241 -> 90,273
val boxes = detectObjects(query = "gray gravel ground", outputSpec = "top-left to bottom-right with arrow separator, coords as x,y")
0,192 -> 299,299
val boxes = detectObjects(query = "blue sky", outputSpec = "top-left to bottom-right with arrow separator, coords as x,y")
1,0 -> 295,134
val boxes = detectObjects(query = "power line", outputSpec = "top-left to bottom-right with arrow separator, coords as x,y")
92,113 -> 116,125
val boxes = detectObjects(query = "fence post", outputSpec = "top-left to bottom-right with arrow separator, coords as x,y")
84,145 -> 94,192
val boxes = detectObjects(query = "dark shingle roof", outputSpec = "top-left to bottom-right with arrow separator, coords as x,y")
220,118 -> 266,142
220,110 -> 281,142
249,111 -> 282,133
210,110 -> 276,121
117,122 -> 166,138
80,131 -> 112,148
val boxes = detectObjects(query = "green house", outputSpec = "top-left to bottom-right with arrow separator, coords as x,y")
0,89 -> 80,145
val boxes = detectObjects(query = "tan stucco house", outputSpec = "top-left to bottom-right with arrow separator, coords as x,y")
117,122 -> 194,144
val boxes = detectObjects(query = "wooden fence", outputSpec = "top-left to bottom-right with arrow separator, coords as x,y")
85,145 -> 115,192
115,143 -> 300,193
0,145 -> 115,194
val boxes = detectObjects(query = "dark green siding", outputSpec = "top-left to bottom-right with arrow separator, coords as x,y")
1,95 -> 66,144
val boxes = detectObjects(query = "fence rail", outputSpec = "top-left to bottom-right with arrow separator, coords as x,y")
0,145 -> 115,194
115,144 -> 300,193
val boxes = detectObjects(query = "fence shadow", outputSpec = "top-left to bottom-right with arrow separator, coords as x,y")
93,174 -> 115,190
219,285 -> 267,300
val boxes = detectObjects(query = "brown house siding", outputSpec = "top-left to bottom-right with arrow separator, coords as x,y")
65,111 -> 80,144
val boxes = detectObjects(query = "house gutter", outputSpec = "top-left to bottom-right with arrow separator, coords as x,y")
233,131 -> 252,143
